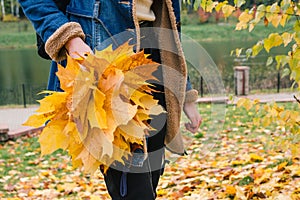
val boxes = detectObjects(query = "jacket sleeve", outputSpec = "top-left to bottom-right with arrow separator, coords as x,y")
185,76 -> 198,103
18,0 -> 85,61
171,0 -> 199,103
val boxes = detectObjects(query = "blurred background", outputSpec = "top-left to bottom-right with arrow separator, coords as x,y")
0,0 -> 294,106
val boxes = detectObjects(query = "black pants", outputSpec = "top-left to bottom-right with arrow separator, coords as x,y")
103,115 -> 166,200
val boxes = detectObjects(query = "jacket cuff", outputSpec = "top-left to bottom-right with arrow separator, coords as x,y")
184,89 -> 198,103
45,22 -> 85,61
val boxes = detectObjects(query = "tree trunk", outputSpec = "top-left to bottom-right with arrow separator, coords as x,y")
187,0 -> 195,14
15,2 -> 19,18
10,0 -> 13,15
0,0 -> 5,18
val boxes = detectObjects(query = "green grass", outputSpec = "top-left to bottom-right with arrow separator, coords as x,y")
0,20 -> 36,49
0,19 -> 294,49
0,104 -> 38,109
180,11 -> 295,42
248,87 -> 297,95
182,22 -> 294,42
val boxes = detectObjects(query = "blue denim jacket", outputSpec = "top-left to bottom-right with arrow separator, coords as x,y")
19,0 -> 179,49
18,0 -> 191,90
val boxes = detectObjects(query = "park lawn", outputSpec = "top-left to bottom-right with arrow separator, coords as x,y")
0,21 -> 36,49
181,21 -> 293,42
0,20 -> 293,49
0,102 -> 299,199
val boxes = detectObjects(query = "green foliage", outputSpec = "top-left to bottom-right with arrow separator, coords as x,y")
0,0 -> 20,21
238,176 -> 254,186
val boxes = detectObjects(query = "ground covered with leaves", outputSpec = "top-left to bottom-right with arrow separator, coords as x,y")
0,102 -> 300,199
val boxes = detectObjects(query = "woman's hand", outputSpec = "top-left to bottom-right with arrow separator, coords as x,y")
183,102 -> 202,133
65,37 -> 93,58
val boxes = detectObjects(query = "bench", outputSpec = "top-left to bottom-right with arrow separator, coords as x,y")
0,124 -> 9,142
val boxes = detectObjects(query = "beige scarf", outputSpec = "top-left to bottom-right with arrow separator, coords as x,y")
136,0 -> 155,21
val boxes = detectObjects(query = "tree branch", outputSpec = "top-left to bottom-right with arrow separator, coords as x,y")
294,95 -> 300,104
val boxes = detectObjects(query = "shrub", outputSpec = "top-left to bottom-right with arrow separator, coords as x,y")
2,14 -> 19,22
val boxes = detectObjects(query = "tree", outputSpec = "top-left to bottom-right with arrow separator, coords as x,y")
188,0 -> 300,154
0,0 -> 21,21
0,0 -> 5,18
188,0 -> 196,13
10,0 -> 14,15
15,1 -> 19,17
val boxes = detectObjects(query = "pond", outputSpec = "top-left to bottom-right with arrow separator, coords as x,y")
184,39 -> 292,94
0,49 -> 50,86
0,49 -> 50,105
0,40 -> 292,105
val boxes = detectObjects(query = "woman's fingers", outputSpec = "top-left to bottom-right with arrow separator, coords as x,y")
65,37 -> 93,59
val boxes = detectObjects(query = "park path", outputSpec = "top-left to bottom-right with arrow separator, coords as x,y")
0,92 -> 297,139
0,106 -> 41,139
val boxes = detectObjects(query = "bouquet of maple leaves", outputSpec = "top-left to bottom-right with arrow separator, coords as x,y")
24,42 -> 165,174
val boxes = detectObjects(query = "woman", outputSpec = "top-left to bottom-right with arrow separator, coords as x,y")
19,0 -> 202,199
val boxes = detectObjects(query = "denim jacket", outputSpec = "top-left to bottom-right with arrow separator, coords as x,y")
19,0 -> 198,154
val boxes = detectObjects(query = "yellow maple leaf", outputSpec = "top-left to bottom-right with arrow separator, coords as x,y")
56,182 -> 78,193
225,185 -> 236,196
99,68 -> 124,92
23,112 -> 55,128
71,68 -> 95,114
23,91 -> 68,127
156,188 -> 168,196
276,161 -> 288,172
115,50 -> 153,71
118,119 -> 148,140
67,139 -> 84,168
249,153 -> 264,162
123,64 -> 159,90
115,127 -> 144,145
56,56 -> 80,92
38,120 -> 69,155
93,88 -> 107,129
110,130 -> 131,166
95,43 -> 134,65
130,90 -> 149,108
81,54 -> 109,78
90,195 -> 102,200
76,147 -> 102,174
111,95 -> 138,126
